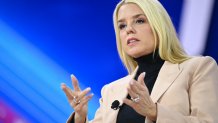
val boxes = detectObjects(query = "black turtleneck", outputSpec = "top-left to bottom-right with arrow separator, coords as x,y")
116,51 -> 164,123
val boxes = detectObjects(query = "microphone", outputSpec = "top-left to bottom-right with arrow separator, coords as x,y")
111,100 -> 121,110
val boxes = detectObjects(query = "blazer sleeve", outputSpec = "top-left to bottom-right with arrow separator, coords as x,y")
155,56 -> 218,123
67,84 -> 108,123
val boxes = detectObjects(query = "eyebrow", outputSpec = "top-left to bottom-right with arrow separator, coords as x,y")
118,14 -> 145,23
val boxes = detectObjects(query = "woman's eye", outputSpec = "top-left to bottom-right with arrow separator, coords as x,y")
136,19 -> 145,24
118,24 -> 126,30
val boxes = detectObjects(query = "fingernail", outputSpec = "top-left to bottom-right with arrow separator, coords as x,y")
70,74 -> 75,78
60,83 -> 65,88
86,87 -> 91,91
88,93 -> 94,99
142,72 -> 146,77
60,83 -> 65,89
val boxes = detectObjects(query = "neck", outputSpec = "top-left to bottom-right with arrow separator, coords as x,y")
133,50 -> 165,75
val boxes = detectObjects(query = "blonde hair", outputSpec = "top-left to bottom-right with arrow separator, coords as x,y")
113,0 -> 190,74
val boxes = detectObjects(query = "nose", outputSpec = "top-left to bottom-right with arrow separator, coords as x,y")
126,25 -> 136,34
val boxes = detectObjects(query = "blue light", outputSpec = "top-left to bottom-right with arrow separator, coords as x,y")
0,20 -> 98,122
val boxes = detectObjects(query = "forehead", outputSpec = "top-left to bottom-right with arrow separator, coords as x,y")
117,3 -> 145,20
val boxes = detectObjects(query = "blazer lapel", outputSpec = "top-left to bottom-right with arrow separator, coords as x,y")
105,62 -> 182,123
107,67 -> 138,123
117,67 -> 138,105
150,61 -> 183,103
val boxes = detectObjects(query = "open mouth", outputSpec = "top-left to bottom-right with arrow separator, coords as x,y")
127,37 -> 139,45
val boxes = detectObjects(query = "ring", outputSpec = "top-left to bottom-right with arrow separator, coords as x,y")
131,94 -> 140,103
73,96 -> 81,105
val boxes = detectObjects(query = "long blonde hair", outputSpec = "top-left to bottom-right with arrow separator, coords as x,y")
113,0 -> 190,74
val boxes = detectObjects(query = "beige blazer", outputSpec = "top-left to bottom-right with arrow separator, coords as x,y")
67,56 -> 218,123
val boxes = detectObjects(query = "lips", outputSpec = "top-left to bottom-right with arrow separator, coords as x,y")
127,37 -> 139,45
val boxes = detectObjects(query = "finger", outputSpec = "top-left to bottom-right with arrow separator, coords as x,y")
137,72 -> 150,93
129,80 -> 141,93
137,72 -> 146,86
132,79 -> 144,91
80,93 -> 94,106
70,87 -> 92,108
123,98 -> 135,108
127,86 -> 138,100
74,94 -> 94,112
71,74 -> 81,92
61,83 -> 75,101
77,87 -> 91,101
70,100 -> 77,108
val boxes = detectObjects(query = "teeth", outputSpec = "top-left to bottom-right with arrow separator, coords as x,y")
130,40 -> 136,42
128,40 -> 136,44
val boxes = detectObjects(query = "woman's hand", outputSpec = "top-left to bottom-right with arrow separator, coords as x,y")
123,72 -> 157,121
61,74 -> 93,123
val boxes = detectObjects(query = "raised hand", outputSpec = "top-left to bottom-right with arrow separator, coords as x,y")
61,74 -> 93,123
123,72 -> 157,121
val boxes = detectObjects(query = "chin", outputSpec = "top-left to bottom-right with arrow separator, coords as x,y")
127,52 -> 142,58
125,47 -> 151,58
128,50 -> 152,58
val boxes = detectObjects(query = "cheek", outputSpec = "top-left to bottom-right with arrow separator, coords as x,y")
142,28 -> 155,44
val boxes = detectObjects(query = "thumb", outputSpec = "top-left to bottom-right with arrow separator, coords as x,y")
137,72 -> 146,85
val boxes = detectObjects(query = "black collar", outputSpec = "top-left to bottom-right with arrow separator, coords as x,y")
133,50 -> 165,76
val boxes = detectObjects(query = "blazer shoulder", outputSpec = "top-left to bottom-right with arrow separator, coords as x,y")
181,56 -> 217,68
193,56 -> 216,62
179,56 -> 218,76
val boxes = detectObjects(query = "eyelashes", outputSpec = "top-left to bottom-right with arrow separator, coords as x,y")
118,24 -> 127,30
118,18 -> 146,30
136,18 -> 145,24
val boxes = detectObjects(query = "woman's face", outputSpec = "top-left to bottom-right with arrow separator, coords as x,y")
117,3 -> 156,58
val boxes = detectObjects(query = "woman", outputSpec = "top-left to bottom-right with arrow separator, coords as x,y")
61,0 -> 218,123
